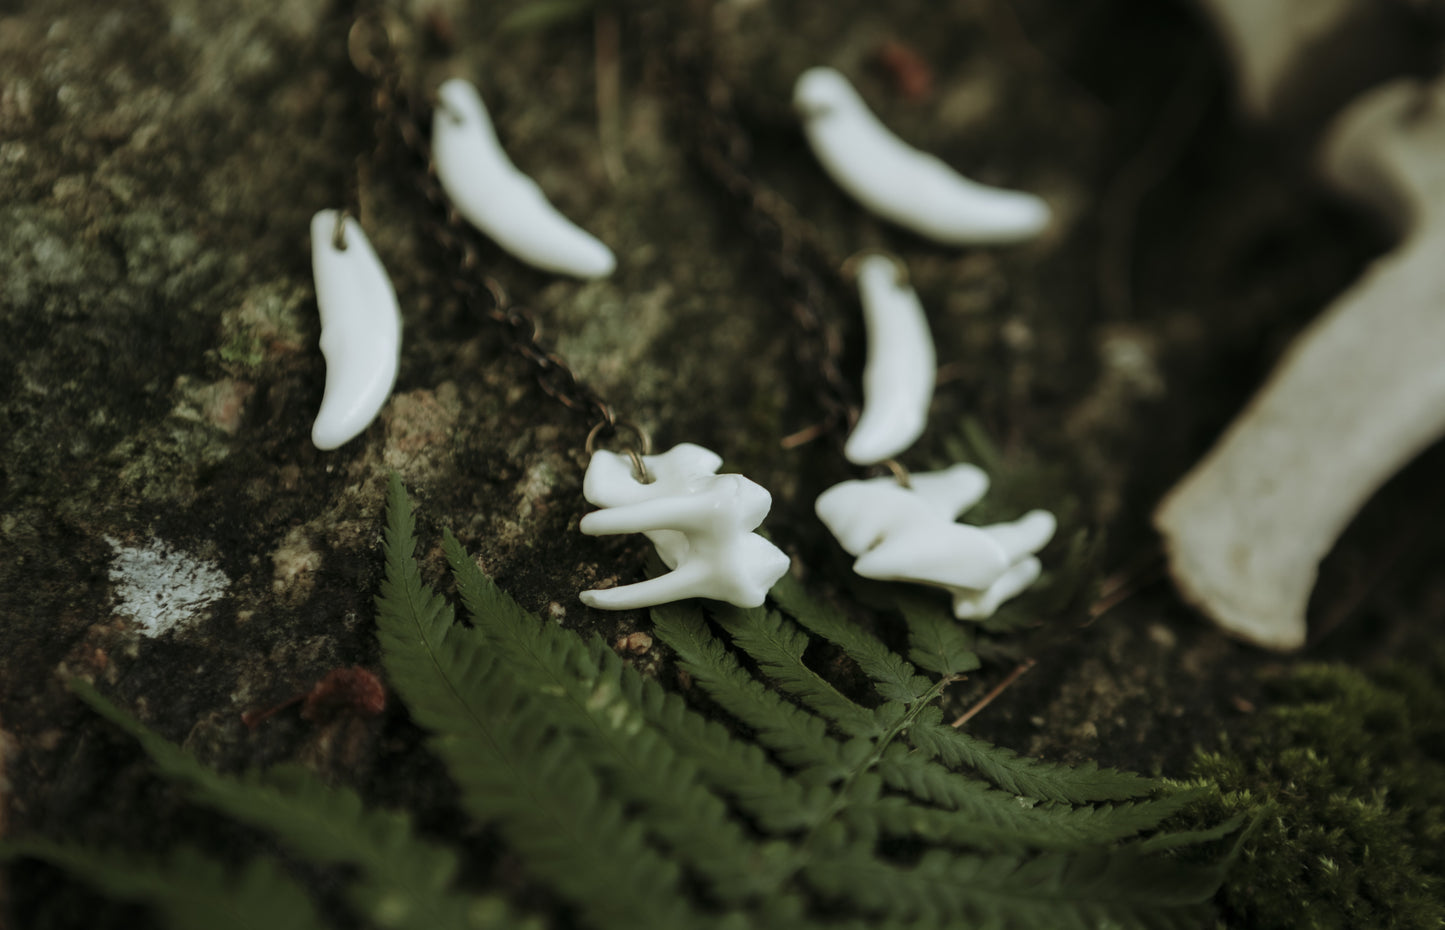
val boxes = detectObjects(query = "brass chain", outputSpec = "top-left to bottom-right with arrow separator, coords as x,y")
660,14 -> 859,449
344,3 -> 630,447
342,2 -> 856,459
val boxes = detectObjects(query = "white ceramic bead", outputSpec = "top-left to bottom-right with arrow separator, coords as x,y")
579,443 -> 791,610
844,254 -> 936,465
433,78 -> 616,280
815,464 -> 1055,619
794,67 -> 1050,246
309,210 -> 402,451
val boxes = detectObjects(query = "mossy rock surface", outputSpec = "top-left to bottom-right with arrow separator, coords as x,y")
2,0 -> 1444,927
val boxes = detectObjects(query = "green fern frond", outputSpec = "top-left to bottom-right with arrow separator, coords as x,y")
650,600 -> 852,781
803,842 -> 1225,930
0,843 -> 324,930
850,777 -> 1202,853
907,707 -> 1158,803
708,601 -> 885,738
887,590 -> 982,678
1130,814 -> 1249,855
66,678 -> 519,930
442,531 -> 795,904
611,661 -> 835,832
377,475 -> 725,930
768,574 -> 938,703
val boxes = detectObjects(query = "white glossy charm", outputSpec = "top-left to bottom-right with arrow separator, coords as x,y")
794,67 -> 1050,246
845,254 -> 936,465
433,78 -> 616,280
816,465 -> 1056,619
580,443 -> 792,610
309,210 -> 402,451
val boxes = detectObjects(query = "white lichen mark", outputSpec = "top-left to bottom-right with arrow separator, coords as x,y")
106,536 -> 230,637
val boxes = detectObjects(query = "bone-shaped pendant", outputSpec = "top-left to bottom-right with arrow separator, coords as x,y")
579,443 -> 791,610
816,465 -> 1056,618
1155,76 -> 1445,651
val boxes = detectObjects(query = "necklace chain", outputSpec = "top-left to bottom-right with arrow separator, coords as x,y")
343,3 -> 860,456
661,21 -> 859,448
346,5 -> 624,442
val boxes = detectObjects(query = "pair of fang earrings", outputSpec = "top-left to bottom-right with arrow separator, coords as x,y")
311,64 -> 1053,618
312,74 -> 789,611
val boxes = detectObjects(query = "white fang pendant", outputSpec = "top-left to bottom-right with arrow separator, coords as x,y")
816,465 -> 1056,619
433,78 -> 616,280
579,443 -> 791,610
794,67 -> 1050,246
309,210 -> 402,451
845,254 -> 936,465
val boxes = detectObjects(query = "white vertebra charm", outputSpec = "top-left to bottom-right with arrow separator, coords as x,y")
580,443 -> 791,610
816,465 -> 1056,619
433,78 -> 616,279
845,254 -> 936,465
794,67 -> 1050,246
309,210 -> 402,451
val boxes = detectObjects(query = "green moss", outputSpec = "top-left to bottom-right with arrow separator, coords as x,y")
217,331 -> 266,369
1184,652 -> 1445,929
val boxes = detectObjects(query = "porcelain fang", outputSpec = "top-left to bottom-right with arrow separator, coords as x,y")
579,443 -> 791,610
433,78 -> 616,280
845,254 -> 936,465
794,67 -> 1050,246
816,465 -> 1055,618
309,210 -> 402,451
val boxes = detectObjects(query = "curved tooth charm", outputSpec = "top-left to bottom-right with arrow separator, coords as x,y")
579,443 -> 792,610
794,67 -> 1051,246
845,254 -> 936,465
433,78 -> 616,280
816,465 -> 1056,619
309,210 -> 402,451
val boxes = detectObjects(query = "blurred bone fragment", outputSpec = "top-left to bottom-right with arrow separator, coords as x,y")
1154,77 -> 1445,650
1193,0 -> 1419,121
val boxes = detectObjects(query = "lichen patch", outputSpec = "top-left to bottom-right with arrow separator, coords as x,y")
271,525 -> 322,602
106,536 -> 230,637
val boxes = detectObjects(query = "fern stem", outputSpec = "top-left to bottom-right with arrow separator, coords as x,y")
782,676 -> 960,894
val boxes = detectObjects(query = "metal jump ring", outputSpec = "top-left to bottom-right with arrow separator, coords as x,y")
883,458 -> 912,489
434,93 -> 465,126
841,249 -> 909,287
332,209 -> 350,251
585,418 -> 654,483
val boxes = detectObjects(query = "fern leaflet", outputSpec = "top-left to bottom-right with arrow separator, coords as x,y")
67,678 -> 521,930
907,706 -> 1158,802
887,590 -> 983,678
650,600 -> 853,781
769,573 -> 937,703
708,601 -> 885,738
0,843 -> 324,930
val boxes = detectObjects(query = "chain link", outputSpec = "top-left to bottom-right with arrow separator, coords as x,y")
346,3 -> 627,446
